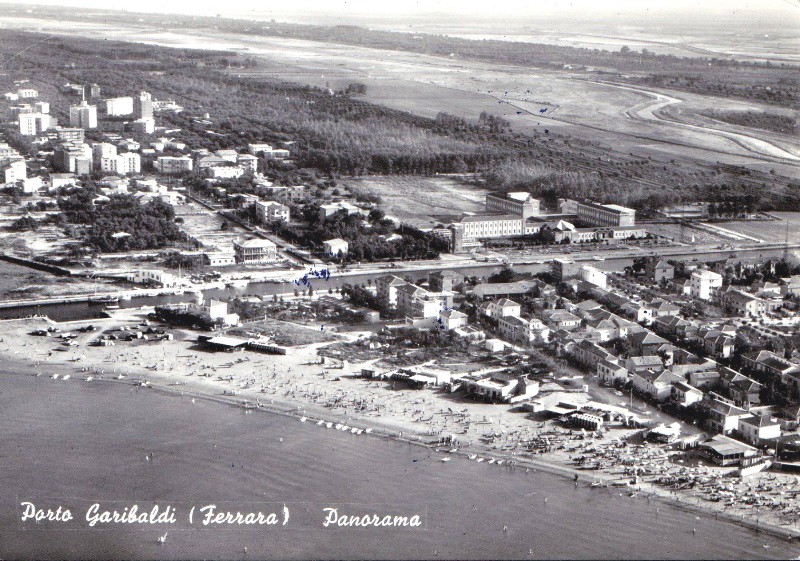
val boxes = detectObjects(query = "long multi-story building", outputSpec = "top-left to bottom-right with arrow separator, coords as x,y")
46,127 -> 85,143
457,214 -> 524,239
157,156 -> 193,175
100,153 -> 141,175
485,192 -> 541,219
572,199 -> 636,227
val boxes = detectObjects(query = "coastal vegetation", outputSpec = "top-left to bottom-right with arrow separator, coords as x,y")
1,29 -> 798,215
701,109 -> 797,135
57,189 -> 191,252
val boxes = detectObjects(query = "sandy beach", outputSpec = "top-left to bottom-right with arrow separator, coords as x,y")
1,311 -> 799,543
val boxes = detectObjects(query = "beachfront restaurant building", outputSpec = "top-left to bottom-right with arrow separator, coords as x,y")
197,335 -> 249,352
698,434 -> 759,467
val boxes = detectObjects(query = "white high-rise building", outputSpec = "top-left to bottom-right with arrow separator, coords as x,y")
18,113 -> 51,136
92,142 -> 118,167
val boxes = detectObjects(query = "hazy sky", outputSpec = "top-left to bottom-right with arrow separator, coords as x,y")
8,0 -> 800,18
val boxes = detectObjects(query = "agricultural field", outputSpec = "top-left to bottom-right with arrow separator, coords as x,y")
339,175 -> 488,227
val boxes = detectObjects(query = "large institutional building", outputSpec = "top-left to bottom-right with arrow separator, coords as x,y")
449,194 -> 642,252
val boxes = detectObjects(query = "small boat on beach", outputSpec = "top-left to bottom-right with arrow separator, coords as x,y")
317,420 -> 324,426
441,457 -> 451,462
51,374 -> 59,380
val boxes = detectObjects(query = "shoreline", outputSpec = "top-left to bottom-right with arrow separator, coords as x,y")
7,364 -> 799,544
1,313 -> 799,544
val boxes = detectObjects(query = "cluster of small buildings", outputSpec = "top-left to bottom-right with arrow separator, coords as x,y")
448,193 -> 646,252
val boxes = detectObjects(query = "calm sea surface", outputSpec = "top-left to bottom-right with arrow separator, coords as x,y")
0,370 -> 797,560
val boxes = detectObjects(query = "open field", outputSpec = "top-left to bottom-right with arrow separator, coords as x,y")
723,213 -> 800,245
339,175 -> 488,227
174,199 -> 242,252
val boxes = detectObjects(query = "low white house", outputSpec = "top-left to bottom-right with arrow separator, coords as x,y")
125,269 -> 177,287
323,238 -> 349,257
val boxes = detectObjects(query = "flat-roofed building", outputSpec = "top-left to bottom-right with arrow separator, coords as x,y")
157,156 -> 193,175
574,199 -> 636,227
104,96 -> 134,116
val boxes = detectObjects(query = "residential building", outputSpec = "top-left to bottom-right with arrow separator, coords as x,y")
233,238 -> 278,264
580,265 -> 607,289
704,399 -> 750,435
428,270 -> 462,292
671,381 -> 704,406
125,269 -> 177,287
319,201 -> 363,221
135,91 -> 153,120
742,350 -> 800,388
18,112 -> 51,136
34,101 -> 49,114
237,153 -> 258,173
255,200 -> 290,223
92,142 -> 118,166
375,275 -> 407,308
625,355 -> 664,375
738,415 -> 781,446
46,127 -> 85,143
207,166 -> 245,180
17,88 -> 38,99
104,96 -> 134,116
1,158 -> 26,184
323,238 -> 349,257
690,269 -> 723,300
439,309 -> 468,331
53,142 -> 93,174
631,369 -> 684,401
69,101 -> 98,129
646,259 -> 674,283
203,252 -> 236,267
396,284 -> 452,320
247,143 -> 290,159
597,358 -> 628,385
628,330 -> 669,356
571,340 -> 614,370
498,315 -> 550,344
132,119 -> 155,134
482,298 -> 522,319
720,287 -> 768,317
157,156 -> 193,175
49,173 -> 77,190
540,309 -> 582,331
101,152 -> 141,175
